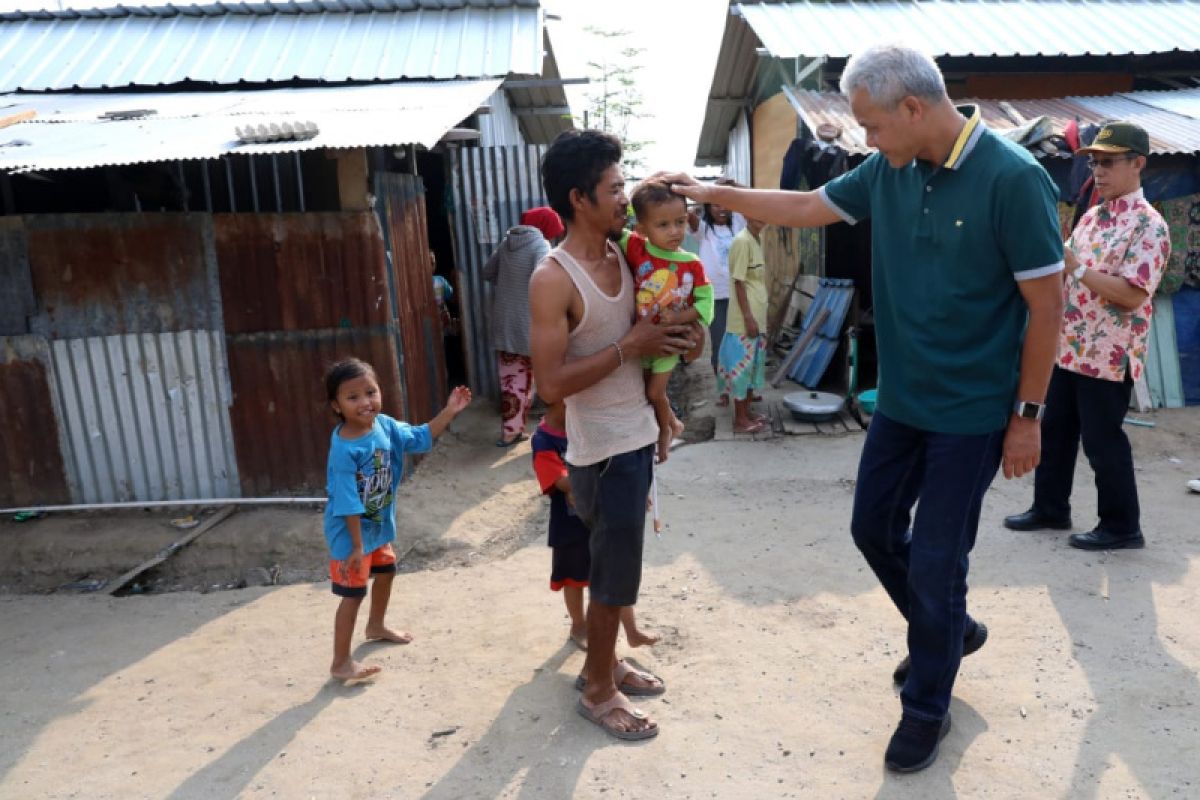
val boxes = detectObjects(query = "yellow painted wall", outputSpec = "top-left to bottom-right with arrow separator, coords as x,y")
751,92 -> 797,191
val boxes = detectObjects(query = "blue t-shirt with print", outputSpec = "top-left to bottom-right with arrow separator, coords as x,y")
323,414 -> 433,560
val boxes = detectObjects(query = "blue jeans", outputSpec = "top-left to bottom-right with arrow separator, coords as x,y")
850,411 -> 1005,721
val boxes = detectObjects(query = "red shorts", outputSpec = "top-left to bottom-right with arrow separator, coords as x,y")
330,543 -> 397,598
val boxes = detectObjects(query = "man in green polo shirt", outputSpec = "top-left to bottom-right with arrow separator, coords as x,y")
666,43 -> 1063,772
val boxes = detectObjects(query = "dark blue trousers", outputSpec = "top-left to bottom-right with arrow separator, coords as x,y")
1033,366 -> 1140,536
851,411 -> 1005,721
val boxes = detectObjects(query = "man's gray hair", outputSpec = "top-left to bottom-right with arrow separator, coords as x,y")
840,43 -> 947,108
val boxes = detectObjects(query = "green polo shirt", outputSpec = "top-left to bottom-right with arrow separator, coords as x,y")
820,107 -> 1063,434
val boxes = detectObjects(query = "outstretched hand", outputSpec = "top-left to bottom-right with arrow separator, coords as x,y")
445,385 -> 473,415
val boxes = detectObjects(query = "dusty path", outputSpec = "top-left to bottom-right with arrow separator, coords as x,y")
2,409 -> 1199,799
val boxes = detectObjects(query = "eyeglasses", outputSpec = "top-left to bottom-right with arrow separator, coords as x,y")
1087,154 -> 1138,171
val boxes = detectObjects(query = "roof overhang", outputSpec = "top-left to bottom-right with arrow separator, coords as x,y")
0,80 -> 503,173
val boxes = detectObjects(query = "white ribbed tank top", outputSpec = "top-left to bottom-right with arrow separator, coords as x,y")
552,242 -> 658,467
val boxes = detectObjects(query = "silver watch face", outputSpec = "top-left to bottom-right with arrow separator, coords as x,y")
1015,401 -> 1043,419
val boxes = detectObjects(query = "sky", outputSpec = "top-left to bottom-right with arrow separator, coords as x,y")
545,0 -> 731,176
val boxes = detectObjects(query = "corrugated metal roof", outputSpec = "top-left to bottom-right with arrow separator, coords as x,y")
0,0 -> 539,21
696,10 -> 758,165
783,88 -> 1200,156
0,80 -> 502,171
1121,87 -> 1200,119
0,3 -> 543,90
737,1 -> 1200,59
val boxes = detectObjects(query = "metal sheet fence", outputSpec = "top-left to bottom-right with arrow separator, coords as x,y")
375,172 -> 445,424
449,144 -> 548,398
0,335 -> 71,506
25,214 -> 217,338
49,330 -> 239,503
224,327 -> 404,496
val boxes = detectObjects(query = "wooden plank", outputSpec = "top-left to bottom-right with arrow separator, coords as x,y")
107,505 -> 237,595
0,110 -> 35,130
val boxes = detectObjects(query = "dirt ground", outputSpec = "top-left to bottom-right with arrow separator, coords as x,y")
2,399 -> 1199,799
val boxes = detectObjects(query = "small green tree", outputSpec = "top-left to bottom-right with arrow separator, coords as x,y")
580,26 -> 653,174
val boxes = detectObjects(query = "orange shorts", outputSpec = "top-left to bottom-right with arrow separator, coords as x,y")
330,543 -> 397,598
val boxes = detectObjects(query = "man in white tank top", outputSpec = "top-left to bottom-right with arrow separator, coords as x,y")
529,130 -> 697,741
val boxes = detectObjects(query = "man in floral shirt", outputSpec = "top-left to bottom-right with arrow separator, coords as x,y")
1005,121 -> 1171,551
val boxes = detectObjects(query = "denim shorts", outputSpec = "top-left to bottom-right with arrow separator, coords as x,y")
567,444 -> 654,607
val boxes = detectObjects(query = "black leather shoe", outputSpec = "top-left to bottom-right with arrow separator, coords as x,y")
1068,528 -> 1145,551
893,621 -> 988,686
1003,508 -> 1072,531
885,712 -> 952,773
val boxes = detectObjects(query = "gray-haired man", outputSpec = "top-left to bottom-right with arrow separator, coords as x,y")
667,44 -> 1064,771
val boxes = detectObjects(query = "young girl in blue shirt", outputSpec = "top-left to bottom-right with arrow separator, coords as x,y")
323,358 -> 471,683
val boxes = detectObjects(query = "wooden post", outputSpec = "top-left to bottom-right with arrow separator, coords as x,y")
334,149 -> 371,211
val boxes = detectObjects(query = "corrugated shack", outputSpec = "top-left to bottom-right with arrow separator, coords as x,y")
695,0 -> 1200,407
0,0 -> 575,507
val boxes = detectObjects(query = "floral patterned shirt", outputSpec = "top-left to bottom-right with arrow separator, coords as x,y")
1059,188 -> 1171,383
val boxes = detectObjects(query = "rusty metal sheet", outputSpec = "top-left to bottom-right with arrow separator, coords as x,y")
0,217 -> 35,336
224,328 -> 405,496
0,335 -> 70,506
214,213 -> 391,334
24,214 -> 216,338
376,172 -> 447,425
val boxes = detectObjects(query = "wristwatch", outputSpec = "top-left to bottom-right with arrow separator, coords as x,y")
1013,400 -> 1046,421
1072,263 -> 1088,281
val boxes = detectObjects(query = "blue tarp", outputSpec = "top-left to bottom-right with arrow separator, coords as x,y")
1173,286 -> 1200,405
787,278 -> 854,387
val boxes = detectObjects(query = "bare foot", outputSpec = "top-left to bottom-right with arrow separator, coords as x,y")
626,629 -> 660,648
570,625 -> 588,651
716,394 -> 729,408
330,659 -> 382,685
364,625 -> 414,644
733,418 -> 767,435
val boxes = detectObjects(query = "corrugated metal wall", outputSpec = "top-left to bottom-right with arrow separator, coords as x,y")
449,144 -> 548,398
726,110 -> 753,186
50,331 -> 239,502
214,211 -> 409,496
4,213 -> 240,506
479,88 -> 525,148
375,172 -> 446,425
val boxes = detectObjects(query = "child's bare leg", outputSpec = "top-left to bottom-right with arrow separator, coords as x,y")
364,571 -> 413,644
565,585 -> 587,649
647,370 -> 683,459
621,606 -> 660,648
732,397 -> 763,433
331,596 -> 381,681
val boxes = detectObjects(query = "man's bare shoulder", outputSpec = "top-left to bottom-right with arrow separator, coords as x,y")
530,254 -> 574,302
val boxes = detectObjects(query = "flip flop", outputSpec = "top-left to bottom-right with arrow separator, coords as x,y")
575,660 -> 666,697
495,433 -> 528,448
576,693 -> 658,741
570,632 -> 588,651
